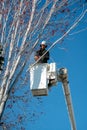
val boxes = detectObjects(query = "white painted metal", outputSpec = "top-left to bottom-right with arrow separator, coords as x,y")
30,63 -> 48,96
47,63 -> 57,79
58,68 -> 76,130
62,80 -> 76,130
30,63 -> 76,130
30,63 -> 57,96
47,63 -> 57,86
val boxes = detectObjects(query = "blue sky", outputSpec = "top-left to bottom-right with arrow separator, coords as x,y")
0,1 -> 87,130
27,17 -> 87,130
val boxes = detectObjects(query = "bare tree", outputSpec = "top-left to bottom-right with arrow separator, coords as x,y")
0,0 -> 87,129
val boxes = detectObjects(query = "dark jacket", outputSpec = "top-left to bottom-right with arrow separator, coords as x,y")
35,48 -> 49,63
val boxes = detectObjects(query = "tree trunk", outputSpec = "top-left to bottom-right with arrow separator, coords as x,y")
0,87 -> 8,121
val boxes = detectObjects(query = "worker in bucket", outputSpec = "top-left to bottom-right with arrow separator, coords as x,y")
34,41 -> 49,63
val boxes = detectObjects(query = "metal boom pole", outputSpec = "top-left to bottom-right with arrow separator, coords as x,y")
30,63 -> 77,130
58,68 -> 76,130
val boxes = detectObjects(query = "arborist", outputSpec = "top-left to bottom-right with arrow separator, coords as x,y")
34,41 -> 49,63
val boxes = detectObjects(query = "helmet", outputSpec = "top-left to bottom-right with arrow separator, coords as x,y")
40,41 -> 47,47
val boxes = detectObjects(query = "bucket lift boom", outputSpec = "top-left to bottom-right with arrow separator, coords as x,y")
57,68 -> 76,130
30,63 -> 76,130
